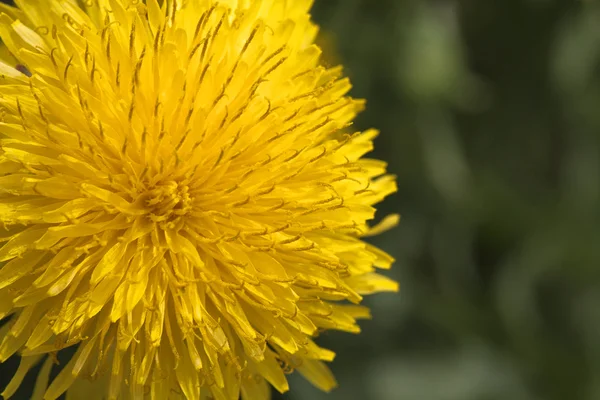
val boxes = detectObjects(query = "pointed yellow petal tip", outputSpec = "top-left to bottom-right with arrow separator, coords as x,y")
0,0 -> 398,399
364,213 -> 400,237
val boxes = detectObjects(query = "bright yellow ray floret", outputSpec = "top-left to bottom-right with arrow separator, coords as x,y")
0,0 -> 398,399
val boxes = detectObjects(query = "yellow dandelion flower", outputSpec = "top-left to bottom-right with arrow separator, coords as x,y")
0,0 -> 398,399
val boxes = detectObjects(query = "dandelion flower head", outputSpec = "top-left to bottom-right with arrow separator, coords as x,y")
0,0 -> 398,399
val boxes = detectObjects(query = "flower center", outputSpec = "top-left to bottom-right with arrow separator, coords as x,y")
145,180 -> 193,224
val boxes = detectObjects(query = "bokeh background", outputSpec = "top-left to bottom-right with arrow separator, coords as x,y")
278,0 -> 597,399
1,0 -> 597,399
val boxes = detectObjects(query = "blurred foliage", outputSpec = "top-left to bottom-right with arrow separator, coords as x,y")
2,0 -> 599,399
276,0 -> 598,399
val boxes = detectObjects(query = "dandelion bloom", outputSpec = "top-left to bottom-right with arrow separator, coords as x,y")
0,0 -> 398,399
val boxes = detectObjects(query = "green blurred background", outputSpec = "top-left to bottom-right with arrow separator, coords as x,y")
2,0 -> 598,399
277,0 -> 597,399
